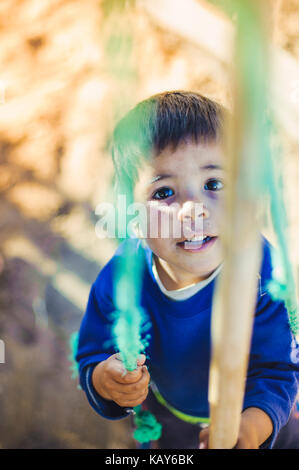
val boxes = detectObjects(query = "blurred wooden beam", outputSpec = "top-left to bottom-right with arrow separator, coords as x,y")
208,217 -> 262,448
209,0 -> 272,447
139,0 -> 299,142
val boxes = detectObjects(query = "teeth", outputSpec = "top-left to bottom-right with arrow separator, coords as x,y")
186,236 -> 206,242
179,235 -> 214,248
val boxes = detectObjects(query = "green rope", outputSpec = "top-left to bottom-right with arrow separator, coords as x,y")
68,331 -> 82,391
103,0 -> 161,443
68,331 -> 79,379
133,405 -> 162,443
111,191 -> 161,442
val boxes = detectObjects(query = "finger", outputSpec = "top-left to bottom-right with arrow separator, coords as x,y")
121,366 -> 144,384
107,354 -> 147,384
136,354 -> 146,366
105,379 -> 146,397
108,364 -> 143,384
105,355 -> 143,383
122,365 -> 150,391
111,387 -> 148,404
106,361 -> 128,383
113,390 -> 149,408
113,352 -> 146,368
234,438 -> 252,449
109,353 -> 127,365
107,366 -> 150,395
199,427 -> 209,449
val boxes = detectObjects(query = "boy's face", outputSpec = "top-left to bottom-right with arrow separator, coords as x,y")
134,140 -> 225,285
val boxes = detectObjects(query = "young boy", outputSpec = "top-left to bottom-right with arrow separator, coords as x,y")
76,91 -> 299,449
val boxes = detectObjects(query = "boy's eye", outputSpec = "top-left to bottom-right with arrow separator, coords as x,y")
152,187 -> 175,200
204,179 -> 224,191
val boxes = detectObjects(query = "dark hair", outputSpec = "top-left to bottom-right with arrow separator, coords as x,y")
111,91 -> 225,190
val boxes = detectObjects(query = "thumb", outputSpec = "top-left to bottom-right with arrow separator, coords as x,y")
122,355 -> 146,383
137,354 -> 146,367
114,353 -> 146,367
199,427 -> 209,449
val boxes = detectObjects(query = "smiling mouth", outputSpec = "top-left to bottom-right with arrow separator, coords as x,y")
176,235 -> 218,251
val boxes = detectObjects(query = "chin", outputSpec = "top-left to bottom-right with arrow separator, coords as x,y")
182,264 -> 218,278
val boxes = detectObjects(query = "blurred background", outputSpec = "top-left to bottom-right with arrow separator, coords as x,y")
0,0 -> 298,449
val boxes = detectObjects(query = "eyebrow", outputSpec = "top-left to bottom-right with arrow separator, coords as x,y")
150,164 -> 223,184
150,174 -> 173,184
200,164 -> 223,171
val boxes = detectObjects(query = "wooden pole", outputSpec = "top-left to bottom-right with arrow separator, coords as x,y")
208,202 -> 262,449
208,0 -> 270,449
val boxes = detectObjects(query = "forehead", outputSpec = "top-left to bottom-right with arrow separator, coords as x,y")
153,141 -> 224,172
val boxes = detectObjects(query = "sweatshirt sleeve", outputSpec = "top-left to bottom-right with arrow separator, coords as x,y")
75,268 -> 132,420
243,289 -> 299,448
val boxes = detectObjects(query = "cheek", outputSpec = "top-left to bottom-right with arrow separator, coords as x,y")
145,237 -> 170,257
145,204 -> 179,239
205,192 -> 225,216
205,190 -> 224,202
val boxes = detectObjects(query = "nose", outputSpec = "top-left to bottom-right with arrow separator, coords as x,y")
177,201 -> 210,221
177,201 -> 209,236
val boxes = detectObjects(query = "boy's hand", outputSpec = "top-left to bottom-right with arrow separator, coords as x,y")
199,407 -> 273,449
92,353 -> 150,408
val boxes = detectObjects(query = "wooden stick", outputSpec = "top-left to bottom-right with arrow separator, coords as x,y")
208,207 -> 262,448
208,0 -> 269,448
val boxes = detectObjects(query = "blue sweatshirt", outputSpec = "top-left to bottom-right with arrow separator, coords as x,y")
76,236 -> 299,448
